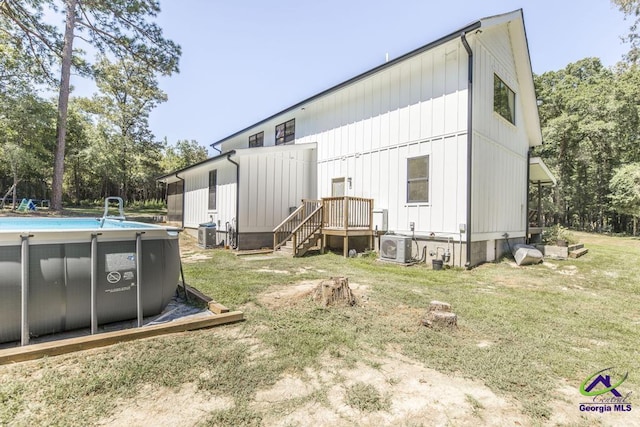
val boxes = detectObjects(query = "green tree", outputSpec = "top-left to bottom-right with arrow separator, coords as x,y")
610,163 -> 640,235
85,57 -> 168,202
1,0 -> 180,210
0,142 -> 42,209
163,139 -> 208,172
613,0 -> 640,63
535,58 -> 618,229
0,90 -> 56,205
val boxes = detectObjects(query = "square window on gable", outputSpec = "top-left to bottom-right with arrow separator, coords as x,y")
249,131 -> 264,147
275,119 -> 295,145
494,74 -> 515,125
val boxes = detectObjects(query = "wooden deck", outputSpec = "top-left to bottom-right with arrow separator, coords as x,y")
321,196 -> 374,256
274,197 -> 374,257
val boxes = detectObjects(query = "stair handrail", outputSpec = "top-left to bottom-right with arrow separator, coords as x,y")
291,205 -> 323,255
273,199 -> 321,251
273,205 -> 304,250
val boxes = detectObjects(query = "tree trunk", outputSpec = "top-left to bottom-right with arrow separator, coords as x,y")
51,0 -> 77,211
11,177 -> 18,211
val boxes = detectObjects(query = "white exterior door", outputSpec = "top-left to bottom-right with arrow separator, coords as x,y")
332,178 -> 345,197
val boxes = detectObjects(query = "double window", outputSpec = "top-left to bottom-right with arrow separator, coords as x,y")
407,155 -> 429,203
494,74 -> 516,124
249,131 -> 264,148
208,170 -> 217,210
275,119 -> 295,145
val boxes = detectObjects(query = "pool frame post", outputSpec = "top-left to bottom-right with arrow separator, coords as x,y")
136,232 -> 144,327
91,233 -> 99,334
20,234 -> 30,346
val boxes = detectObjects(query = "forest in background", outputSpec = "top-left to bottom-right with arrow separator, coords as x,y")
1,1 -> 639,233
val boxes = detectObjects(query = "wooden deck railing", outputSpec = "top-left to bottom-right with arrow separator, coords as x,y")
322,196 -> 373,230
273,199 -> 321,250
291,205 -> 323,253
274,197 -> 373,255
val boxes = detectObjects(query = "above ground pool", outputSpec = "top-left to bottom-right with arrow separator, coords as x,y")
0,216 -> 181,345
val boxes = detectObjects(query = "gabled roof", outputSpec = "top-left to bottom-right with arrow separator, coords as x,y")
484,10 -> 542,146
210,9 -> 541,149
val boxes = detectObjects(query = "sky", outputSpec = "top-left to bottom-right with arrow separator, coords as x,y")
77,0 -> 631,154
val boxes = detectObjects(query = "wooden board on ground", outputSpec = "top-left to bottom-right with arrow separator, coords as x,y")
569,247 -> 589,258
0,311 -> 243,365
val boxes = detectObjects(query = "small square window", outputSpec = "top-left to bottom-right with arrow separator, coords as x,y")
249,131 -> 264,148
276,119 -> 295,145
494,74 -> 515,124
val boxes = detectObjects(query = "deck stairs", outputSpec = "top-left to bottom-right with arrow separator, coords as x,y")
273,200 -> 323,257
273,197 -> 374,257
277,231 -> 322,257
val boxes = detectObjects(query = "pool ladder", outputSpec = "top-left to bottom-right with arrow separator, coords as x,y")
100,197 -> 126,227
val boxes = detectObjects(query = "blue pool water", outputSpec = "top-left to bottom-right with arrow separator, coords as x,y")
0,217 -> 158,231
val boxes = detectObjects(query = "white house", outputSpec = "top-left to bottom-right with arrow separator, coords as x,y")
158,9 -> 555,266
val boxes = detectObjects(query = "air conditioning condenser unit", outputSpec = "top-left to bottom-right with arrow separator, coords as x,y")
198,223 -> 216,249
379,235 -> 412,263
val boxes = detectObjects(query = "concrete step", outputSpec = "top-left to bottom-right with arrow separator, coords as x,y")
278,245 -> 293,254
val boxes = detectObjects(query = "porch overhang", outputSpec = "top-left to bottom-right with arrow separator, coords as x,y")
529,157 -> 556,187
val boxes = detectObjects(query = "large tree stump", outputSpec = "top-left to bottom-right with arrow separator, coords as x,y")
422,300 -> 457,328
428,300 -> 452,313
312,277 -> 356,307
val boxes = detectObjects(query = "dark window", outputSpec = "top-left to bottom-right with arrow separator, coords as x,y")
407,155 -> 429,203
275,119 -> 295,145
249,131 -> 264,148
494,74 -> 515,124
208,170 -> 217,210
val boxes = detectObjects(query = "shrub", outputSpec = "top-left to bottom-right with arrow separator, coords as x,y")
542,224 -> 577,245
127,199 -> 166,210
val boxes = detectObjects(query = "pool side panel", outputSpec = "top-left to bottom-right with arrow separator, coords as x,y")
0,226 -> 180,344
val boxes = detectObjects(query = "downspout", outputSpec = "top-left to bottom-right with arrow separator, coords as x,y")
525,149 -> 531,243
226,153 -> 240,249
461,32 -> 473,269
210,141 -> 222,155
174,172 -> 185,229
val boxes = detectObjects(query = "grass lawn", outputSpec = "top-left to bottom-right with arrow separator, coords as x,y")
1,232 -> 639,426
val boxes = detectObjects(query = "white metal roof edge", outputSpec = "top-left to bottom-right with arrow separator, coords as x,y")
529,157 -> 557,186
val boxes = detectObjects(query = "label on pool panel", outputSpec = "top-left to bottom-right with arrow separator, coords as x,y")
105,252 -> 136,272
104,252 -> 136,292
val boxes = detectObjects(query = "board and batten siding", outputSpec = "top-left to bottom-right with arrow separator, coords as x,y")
471,24 -> 529,240
296,43 -> 470,235
237,147 -> 316,233
182,163 -> 237,229
213,15 -> 535,244
180,146 -> 316,232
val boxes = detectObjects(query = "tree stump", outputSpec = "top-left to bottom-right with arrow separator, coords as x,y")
428,300 -> 451,313
422,300 -> 457,328
312,277 -> 356,307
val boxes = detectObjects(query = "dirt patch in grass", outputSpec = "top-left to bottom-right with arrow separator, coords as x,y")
96,384 -> 233,427
251,351 -> 529,426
